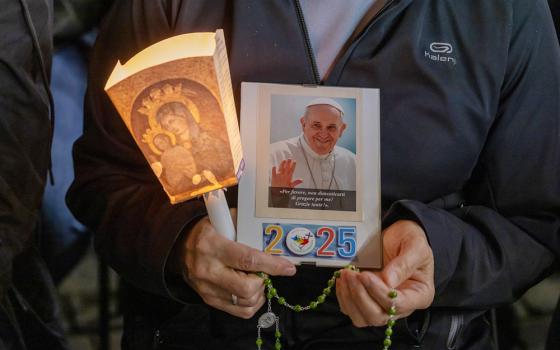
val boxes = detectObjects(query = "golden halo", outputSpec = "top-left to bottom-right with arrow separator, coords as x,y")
137,83 -> 200,130
142,126 -> 177,156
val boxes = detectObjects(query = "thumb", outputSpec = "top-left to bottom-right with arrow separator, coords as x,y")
221,240 -> 297,276
382,242 -> 426,288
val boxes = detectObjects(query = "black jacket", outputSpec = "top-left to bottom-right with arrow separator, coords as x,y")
0,0 -> 69,349
68,0 -> 560,349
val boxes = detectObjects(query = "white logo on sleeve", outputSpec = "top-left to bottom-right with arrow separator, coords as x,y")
425,42 -> 456,65
429,42 -> 453,53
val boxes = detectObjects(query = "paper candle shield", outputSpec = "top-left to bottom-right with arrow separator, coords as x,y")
105,30 -> 243,204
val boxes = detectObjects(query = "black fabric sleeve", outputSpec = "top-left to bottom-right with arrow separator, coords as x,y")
0,0 -> 53,297
384,0 -> 560,309
66,0 -> 228,301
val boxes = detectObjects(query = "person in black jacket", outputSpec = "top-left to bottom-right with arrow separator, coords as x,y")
0,1 -> 70,349
68,0 -> 560,349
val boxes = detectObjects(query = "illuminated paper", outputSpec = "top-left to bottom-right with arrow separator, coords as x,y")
105,30 -> 243,204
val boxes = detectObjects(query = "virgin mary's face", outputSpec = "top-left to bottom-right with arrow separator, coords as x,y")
161,113 -> 189,135
158,103 -> 191,137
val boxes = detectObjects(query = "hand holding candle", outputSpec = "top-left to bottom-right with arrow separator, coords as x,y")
170,212 -> 296,318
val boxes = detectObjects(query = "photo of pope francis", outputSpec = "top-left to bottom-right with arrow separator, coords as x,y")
269,97 -> 356,191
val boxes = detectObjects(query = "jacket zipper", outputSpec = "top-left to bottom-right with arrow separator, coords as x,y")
293,0 -> 321,84
371,1 -> 396,24
153,329 -> 162,348
293,0 -> 397,85
446,314 -> 464,349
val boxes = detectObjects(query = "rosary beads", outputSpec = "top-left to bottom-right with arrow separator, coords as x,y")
255,265 -> 398,350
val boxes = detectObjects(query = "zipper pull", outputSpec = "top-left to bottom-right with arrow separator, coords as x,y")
152,329 -> 162,348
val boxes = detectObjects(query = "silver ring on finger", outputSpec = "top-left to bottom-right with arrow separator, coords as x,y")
231,294 -> 238,306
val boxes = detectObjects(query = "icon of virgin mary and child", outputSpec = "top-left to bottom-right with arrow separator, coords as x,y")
137,83 -> 232,195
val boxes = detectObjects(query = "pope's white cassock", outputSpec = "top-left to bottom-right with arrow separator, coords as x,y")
269,134 -> 356,191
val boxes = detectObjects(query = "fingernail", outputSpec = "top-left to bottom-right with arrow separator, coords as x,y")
387,271 -> 398,288
284,265 -> 296,275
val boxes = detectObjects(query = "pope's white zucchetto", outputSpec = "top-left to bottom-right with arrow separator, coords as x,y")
305,97 -> 345,116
